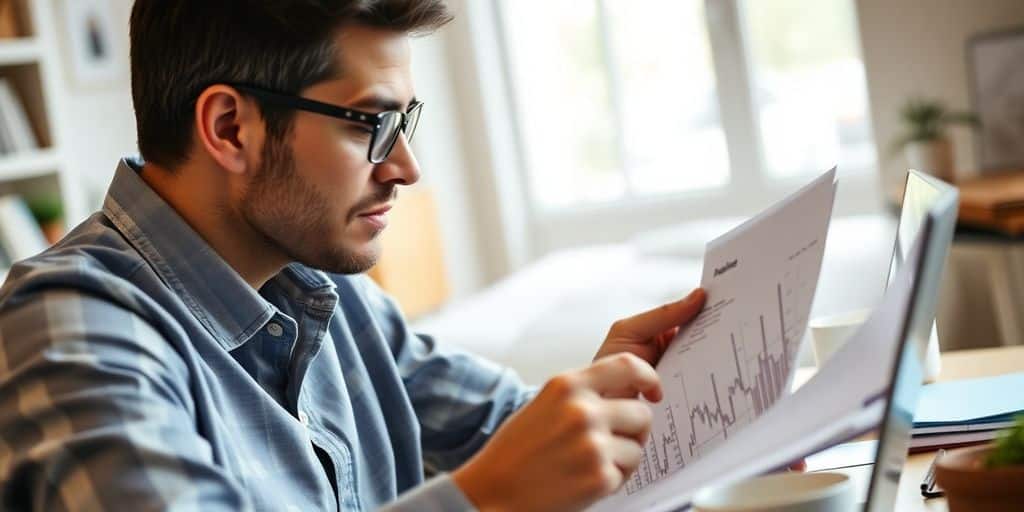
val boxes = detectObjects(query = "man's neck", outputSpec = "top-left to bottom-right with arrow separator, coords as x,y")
139,160 -> 289,290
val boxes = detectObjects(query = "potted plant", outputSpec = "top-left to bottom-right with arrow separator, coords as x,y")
891,98 -> 979,183
935,415 -> 1024,511
25,194 -> 64,245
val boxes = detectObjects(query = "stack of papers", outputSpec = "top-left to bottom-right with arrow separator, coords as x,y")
589,168 -> 931,511
910,372 -> 1024,450
611,168 -> 836,500
589,197 -> 927,511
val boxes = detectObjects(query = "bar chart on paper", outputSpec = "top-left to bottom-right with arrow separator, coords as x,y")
621,168 -> 836,497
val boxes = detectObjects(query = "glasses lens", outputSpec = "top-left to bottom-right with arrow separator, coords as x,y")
370,112 -> 402,163
405,104 -> 422,143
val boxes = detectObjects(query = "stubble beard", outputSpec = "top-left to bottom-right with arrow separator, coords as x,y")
241,135 -> 381,275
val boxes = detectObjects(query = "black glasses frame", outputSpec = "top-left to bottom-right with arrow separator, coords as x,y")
228,83 -> 423,164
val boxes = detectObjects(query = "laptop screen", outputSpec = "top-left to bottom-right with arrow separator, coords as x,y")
865,170 -> 958,510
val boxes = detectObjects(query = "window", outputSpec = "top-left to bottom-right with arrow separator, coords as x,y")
496,0 -> 875,212
743,0 -> 875,179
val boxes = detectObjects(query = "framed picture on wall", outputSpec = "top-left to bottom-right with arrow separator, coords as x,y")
60,0 -> 123,88
968,27 -> 1024,172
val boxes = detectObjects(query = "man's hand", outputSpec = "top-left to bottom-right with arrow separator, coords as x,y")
593,288 -> 706,368
452,353 -> 662,512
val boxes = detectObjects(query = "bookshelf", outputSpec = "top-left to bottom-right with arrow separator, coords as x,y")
0,0 -> 90,277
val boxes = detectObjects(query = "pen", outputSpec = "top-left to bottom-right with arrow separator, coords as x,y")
920,448 -> 945,498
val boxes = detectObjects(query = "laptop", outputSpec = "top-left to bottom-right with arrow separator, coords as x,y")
810,169 -> 959,510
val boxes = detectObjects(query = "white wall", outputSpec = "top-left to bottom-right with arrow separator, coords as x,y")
856,0 -> 1024,195
44,0 -> 137,218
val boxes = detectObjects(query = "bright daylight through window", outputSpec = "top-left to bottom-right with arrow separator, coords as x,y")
497,0 -> 875,211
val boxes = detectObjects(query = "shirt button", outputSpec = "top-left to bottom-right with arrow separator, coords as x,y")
298,410 -> 310,427
267,322 -> 284,337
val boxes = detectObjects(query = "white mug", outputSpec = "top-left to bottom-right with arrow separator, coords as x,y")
808,309 -> 870,367
692,472 -> 856,512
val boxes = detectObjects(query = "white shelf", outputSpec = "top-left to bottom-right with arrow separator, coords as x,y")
0,148 -> 59,181
0,1 -> 92,226
0,38 -> 41,66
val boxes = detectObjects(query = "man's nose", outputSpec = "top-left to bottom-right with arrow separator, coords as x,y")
374,134 -> 421,186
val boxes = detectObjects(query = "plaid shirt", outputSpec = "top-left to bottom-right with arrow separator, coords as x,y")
0,157 -> 534,511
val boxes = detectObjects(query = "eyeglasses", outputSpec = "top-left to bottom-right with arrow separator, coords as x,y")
229,83 -> 423,164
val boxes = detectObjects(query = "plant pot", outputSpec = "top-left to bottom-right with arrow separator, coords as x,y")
40,220 -> 64,245
904,137 -> 955,183
934,444 -> 1024,512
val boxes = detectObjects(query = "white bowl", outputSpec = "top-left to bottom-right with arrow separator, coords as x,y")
692,472 -> 855,512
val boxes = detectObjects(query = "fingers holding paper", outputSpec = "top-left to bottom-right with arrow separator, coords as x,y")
452,354 -> 664,511
593,287 -> 707,370
582,352 -> 663,402
454,289 -> 706,511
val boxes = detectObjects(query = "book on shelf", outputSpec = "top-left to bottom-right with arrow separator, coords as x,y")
0,194 -> 48,262
0,1 -> 20,39
0,97 -> 14,156
0,78 -> 38,156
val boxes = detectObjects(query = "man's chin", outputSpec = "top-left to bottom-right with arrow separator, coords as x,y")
312,240 -> 381,275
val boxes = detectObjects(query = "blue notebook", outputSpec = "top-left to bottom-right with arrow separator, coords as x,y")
914,372 -> 1024,427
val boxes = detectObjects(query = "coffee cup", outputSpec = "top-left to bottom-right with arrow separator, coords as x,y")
808,309 -> 870,367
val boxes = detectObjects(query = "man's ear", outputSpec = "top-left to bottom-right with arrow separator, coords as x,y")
193,84 -> 263,175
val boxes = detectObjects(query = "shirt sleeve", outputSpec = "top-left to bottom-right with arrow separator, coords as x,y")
0,290 -> 249,511
355,276 -> 538,472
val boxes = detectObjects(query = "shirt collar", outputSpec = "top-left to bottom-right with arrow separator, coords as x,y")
102,157 -> 336,351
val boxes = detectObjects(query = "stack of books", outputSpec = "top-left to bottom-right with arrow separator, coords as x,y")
957,171 -> 1024,236
0,194 -> 48,268
911,372 -> 1024,451
0,79 -> 37,156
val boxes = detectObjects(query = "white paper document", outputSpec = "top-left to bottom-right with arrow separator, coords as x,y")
591,214 -> 926,512
617,168 -> 837,496
589,165 -> 933,509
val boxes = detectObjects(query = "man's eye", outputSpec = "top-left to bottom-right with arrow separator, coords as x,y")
346,125 -> 373,138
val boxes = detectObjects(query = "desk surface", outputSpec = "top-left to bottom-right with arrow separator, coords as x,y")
891,346 -> 1023,511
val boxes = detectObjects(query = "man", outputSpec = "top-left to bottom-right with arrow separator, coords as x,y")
0,1 -> 706,510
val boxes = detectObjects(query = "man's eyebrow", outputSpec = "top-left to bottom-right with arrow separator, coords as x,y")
349,95 -> 419,112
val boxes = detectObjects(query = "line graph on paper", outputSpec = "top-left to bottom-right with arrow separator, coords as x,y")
625,265 -> 816,496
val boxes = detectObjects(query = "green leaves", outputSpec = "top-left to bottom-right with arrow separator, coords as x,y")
25,194 -> 63,225
889,98 -> 980,157
986,414 -> 1024,469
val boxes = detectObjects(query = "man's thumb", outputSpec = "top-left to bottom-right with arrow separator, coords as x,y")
616,288 -> 706,339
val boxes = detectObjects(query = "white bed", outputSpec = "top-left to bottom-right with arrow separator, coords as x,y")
413,215 -> 897,385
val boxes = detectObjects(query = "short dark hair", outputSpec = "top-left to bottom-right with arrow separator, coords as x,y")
130,0 -> 452,169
